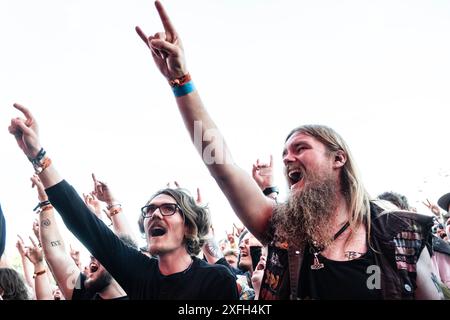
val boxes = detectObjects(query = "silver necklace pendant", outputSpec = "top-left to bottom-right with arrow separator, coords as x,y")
311,252 -> 324,270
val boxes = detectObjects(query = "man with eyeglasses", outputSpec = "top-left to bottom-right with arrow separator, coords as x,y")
8,103 -> 238,300
134,1 -> 444,300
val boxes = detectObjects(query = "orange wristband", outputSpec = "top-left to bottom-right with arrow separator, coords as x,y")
33,269 -> 46,278
168,73 -> 191,87
109,207 -> 122,217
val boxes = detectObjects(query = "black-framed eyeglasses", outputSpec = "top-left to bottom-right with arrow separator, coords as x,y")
141,203 -> 182,219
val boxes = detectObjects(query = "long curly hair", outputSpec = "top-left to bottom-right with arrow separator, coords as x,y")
146,188 -> 211,256
0,268 -> 31,300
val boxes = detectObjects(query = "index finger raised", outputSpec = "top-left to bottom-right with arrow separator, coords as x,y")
155,1 -> 177,40
13,103 -> 34,124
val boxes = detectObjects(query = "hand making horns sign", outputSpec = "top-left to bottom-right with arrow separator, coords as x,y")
135,1 -> 187,81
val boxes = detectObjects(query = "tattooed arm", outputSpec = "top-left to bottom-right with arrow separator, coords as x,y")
203,237 -> 224,264
202,226 -> 224,264
415,247 -> 445,300
32,175 -> 80,300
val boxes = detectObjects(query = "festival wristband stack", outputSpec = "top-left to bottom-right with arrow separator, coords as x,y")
28,148 -> 52,175
33,200 -> 53,213
107,203 -> 122,217
169,73 -> 196,97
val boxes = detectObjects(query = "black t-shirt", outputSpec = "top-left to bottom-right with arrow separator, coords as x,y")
46,180 -> 238,300
299,244 -> 382,300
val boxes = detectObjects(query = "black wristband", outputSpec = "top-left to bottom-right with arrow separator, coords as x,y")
28,148 -> 46,164
33,200 -> 51,212
263,186 -> 279,196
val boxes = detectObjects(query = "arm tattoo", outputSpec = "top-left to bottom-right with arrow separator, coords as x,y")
431,273 -> 444,295
204,239 -> 224,259
50,240 -> 62,247
41,219 -> 51,227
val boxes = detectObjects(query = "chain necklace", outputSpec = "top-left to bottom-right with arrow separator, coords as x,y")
309,221 -> 350,270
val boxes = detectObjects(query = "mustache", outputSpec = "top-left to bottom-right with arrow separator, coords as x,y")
271,173 -> 338,248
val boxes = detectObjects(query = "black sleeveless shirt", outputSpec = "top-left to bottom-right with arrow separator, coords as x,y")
298,244 -> 382,300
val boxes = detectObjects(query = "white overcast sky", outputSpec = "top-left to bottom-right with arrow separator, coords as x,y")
1,0 -> 449,258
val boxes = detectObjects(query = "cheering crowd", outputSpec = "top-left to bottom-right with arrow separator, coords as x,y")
1,1 -> 449,300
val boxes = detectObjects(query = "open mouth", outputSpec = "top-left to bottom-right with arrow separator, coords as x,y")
89,263 -> 99,273
150,227 -> 167,237
288,169 -> 303,189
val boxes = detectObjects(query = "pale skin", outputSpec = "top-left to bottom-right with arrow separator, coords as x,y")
31,170 -> 126,300
23,235 -> 53,300
30,174 -> 80,299
9,103 -> 193,277
136,0 -> 274,241
69,244 -> 82,270
422,199 -> 441,217
30,168 -> 127,300
251,255 -> 267,300
134,1 -> 443,299
143,194 -> 193,275
165,183 -> 221,264
252,155 -> 277,191
16,234 -> 35,290
88,173 -> 136,240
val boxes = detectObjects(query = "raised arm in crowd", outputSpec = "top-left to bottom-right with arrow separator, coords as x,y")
135,1 -> 444,300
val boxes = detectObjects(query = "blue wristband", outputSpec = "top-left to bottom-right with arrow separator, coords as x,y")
172,81 -> 195,97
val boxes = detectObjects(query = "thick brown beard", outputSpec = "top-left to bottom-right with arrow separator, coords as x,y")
271,172 -> 339,249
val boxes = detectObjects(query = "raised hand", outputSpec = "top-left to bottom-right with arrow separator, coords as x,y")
225,229 -> 237,248
16,235 -> 27,258
233,223 -> 245,238
91,174 -> 117,206
166,181 -> 180,189
24,236 -> 44,265
69,244 -> 81,269
423,199 -> 441,216
31,175 -> 48,202
8,103 -> 41,159
135,1 -> 187,80
167,181 -> 203,205
83,192 -> 103,218
251,155 -> 275,190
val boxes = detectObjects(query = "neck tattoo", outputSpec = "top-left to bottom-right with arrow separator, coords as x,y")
344,251 -> 363,260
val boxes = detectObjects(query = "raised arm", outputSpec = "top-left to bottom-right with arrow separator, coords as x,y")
9,103 -> 149,296
24,235 -> 53,300
135,1 -> 273,241
91,173 -> 136,240
30,175 -> 79,299
16,235 -> 35,290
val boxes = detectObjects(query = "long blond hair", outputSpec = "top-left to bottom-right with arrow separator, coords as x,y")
286,125 -> 371,233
